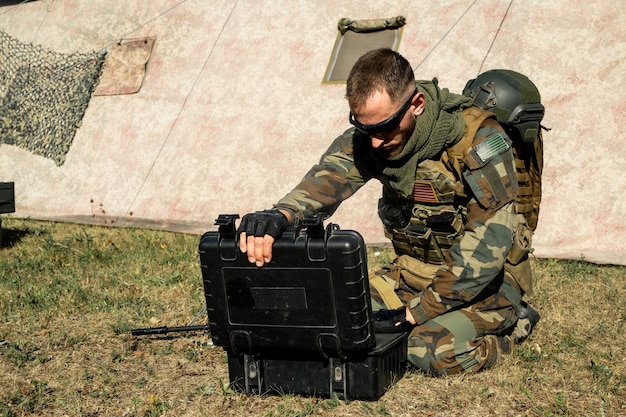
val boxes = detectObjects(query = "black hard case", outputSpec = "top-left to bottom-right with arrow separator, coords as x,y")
0,182 -> 15,214
225,332 -> 406,401
198,215 -> 406,400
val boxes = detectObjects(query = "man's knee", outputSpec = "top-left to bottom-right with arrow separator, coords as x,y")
407,336 -> 440,375
407,332 -> 514,376
406,332 -> 460,376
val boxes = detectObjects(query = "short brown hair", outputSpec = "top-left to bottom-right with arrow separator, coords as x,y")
345,48 -> 415,109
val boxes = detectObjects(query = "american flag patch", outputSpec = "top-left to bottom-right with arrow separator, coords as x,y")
473,133 -> 510,163
409,181 -> 439,202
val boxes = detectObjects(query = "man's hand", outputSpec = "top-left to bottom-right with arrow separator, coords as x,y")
237,209 -> 291,267
373,306 -> 416,333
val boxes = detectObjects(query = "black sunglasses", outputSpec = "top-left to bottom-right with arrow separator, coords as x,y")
349,88 -> 418,136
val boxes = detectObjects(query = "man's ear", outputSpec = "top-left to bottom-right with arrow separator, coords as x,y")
412,92 -> 425,116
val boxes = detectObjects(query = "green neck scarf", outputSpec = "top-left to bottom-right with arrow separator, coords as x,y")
371,78 -> 473,198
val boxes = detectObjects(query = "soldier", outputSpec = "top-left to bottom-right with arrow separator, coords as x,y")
237,48 -> 540,375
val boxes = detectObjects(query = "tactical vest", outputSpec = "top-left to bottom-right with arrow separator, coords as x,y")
381,107 -> 503,264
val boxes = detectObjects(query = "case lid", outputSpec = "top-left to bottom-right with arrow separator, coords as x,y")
199,214 -> 376,357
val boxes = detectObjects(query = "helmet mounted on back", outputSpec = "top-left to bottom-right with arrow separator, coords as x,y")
463,69 -> 544,143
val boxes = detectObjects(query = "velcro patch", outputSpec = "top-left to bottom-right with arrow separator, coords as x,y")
473,133 -> 510,163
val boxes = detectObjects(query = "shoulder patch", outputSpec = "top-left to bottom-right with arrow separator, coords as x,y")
463,136 -> 518,209
473,133 -> 510,163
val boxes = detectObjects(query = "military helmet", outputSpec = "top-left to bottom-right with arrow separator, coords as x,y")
463,69 -> 544,142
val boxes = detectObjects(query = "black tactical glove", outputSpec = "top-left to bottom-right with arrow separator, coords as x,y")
237,209 -> 290,239
373,306 -> 411,333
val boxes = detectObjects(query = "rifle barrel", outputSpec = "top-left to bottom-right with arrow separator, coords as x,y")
131,324 -> 209,336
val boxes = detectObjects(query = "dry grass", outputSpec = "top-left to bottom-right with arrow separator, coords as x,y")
0,218 -> 625,416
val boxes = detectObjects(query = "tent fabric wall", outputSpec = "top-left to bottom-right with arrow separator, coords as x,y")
0,0 -> 624,265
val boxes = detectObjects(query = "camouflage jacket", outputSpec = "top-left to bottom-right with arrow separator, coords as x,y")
275,112 -> 520,324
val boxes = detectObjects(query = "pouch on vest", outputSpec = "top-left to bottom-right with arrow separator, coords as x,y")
395,254 -> 440,292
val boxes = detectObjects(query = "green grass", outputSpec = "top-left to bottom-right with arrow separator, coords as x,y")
1,217 -> 625,416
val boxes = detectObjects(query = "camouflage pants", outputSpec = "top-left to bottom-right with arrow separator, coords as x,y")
370,268 -> 518,376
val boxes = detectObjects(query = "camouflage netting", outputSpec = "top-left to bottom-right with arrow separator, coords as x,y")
0,30 -> 106,166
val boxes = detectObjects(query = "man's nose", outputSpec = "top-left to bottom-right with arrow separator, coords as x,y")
370,135 -> 385,148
